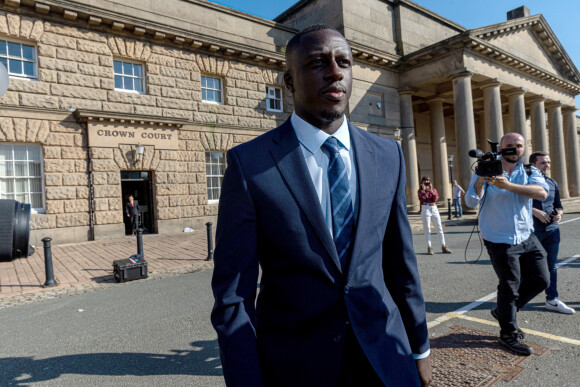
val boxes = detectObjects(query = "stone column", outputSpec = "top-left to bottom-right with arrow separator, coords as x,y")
563,106 -> 580,197
508,89 -> 531,162
452,72 -> 477,195
399,89 -> 420,211
427,98 -> 451,200
529,97 -> 547,152
547,103 -> 569,198
481,81 -> 504,143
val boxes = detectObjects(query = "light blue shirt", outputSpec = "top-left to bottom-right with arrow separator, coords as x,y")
465,160 -> 548,245
291,112 -> 430,360
291,112 -> 357,238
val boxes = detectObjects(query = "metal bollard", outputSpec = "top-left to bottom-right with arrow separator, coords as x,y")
205,222 -> 214,261
136,228 -> 144,257
447,198 -> 452,220
42,237 -> 57,287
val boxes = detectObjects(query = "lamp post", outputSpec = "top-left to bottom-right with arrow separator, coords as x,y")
448,154 -> 454,220
133,144 -> 145,164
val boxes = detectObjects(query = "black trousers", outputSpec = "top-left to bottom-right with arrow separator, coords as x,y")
484,234 -> 549,335
336,325 -> 385,386
129,215 -> 139,233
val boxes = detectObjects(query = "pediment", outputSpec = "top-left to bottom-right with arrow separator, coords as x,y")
470,15 -> 580,83
483,28 -> 559,75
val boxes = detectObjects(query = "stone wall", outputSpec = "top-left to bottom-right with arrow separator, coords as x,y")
0,10 -> 293,243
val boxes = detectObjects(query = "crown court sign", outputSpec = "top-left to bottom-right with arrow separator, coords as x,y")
84,118 -> 181,150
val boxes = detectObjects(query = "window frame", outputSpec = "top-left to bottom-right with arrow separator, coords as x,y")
205,151 -> 227,203
113,59 -> 146,94
266,86 -> 283,112
201,74 -> 224,105
0,38 -> 38,81
0,143 -> 45,213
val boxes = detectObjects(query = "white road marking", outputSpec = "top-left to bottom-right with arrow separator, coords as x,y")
427,254 -> 580,345
558,216 -> 580,225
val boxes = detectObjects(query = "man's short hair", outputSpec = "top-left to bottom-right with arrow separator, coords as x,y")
285,24 -> 341,63
529,151 -> 548,164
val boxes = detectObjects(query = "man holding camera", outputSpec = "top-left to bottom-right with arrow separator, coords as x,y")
465,133 -> 549,356
530,151 -> 575,314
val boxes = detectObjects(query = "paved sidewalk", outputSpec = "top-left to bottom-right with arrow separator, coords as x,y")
0,212 -> 475,306
0,231 -> 213,302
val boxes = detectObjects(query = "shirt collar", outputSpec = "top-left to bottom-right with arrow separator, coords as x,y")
291,112 -> 351,155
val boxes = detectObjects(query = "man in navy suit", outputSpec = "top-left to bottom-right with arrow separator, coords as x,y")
211,25 -> 431,386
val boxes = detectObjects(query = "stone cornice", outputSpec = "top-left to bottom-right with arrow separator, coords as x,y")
399,32 -> 580,95
349,42 -> 400,69
2,1 -> 407,72
1,0 -> 291,69
73,109 -> 190,128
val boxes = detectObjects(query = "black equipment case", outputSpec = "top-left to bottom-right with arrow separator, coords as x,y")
113,255 -> 148,282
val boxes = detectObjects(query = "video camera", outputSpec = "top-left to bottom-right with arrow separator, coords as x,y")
468,139 -> 517,177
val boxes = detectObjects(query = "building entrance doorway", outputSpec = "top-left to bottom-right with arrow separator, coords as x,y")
121,171 -> 155,235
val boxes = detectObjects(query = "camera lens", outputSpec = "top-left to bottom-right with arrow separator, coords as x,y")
0,199 -> 32,261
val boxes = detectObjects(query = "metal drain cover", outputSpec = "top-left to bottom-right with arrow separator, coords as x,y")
429,325 -> 549,386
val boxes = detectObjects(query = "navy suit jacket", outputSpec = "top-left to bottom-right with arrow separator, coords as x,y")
211,119 -> 429,386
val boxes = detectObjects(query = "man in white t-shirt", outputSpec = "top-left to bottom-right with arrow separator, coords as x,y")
452,180 -> 465,218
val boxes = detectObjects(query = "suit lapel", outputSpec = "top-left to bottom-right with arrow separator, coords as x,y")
269,120 -> 342,273
349,124 -> 377,272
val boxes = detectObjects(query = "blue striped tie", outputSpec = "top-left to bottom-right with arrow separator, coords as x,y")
322,136 -> 354,270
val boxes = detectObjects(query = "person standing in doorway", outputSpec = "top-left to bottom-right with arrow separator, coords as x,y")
125,195 -> 140,235
530,151 -> 575,314
418,176 -> 452,255
452,180 -> 465,218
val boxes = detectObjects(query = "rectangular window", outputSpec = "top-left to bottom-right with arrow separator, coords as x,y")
266,86 -> 283,112
0,39 -> 37,80
114,60 -> 145,94
205,152 -> 226,202
0,144 -> 43,211
201,75 -> 223,104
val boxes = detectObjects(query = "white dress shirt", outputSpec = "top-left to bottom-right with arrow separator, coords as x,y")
291,112 -> 357,237
291,112 -> 429,360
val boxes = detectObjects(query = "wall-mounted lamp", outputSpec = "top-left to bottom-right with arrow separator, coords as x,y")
393,128 -> 401,140
447,154 -> 454,167
133,144 -> 145,163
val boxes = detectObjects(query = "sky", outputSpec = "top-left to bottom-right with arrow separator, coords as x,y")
210,0 -> 580,106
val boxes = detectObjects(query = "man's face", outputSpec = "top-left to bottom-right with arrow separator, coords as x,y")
499,133 -> 525,163
533,155 -> 551,174
284,29 -> 353,131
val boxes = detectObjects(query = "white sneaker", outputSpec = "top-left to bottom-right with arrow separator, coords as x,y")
545,298 -> 576,314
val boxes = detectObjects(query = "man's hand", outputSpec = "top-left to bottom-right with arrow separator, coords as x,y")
532,208 -> 550,224
416,357 -> 432,386
485,175 -> 510,190
485,175 -> 547,200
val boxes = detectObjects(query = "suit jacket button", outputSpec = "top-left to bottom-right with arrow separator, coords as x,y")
333,335 -> 342,343
344,286 -> 350,295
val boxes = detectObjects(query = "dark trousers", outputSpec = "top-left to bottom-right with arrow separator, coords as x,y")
337,325 -> 385,386
129,215 -> 139,233
484,234 -> 549,336
534,228 -> 561,300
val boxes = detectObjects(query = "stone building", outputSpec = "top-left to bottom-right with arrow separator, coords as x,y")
0,0 -> 578,245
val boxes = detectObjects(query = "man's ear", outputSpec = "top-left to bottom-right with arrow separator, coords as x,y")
284,70 -> 294,93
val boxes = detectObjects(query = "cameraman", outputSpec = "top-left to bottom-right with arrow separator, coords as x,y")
465,133 -> 549,356
530,151 -> 575,314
